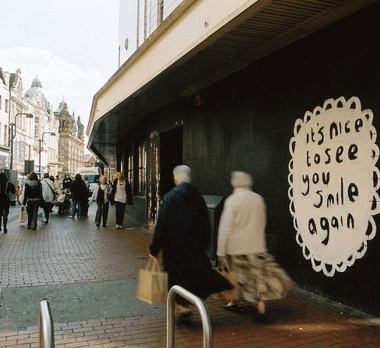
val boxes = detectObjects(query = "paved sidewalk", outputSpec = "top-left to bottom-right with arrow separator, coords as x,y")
0,204 -> 379,347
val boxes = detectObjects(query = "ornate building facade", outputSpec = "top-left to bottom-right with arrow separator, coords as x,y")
55,101 -> 84,177
0,67 -> 84,177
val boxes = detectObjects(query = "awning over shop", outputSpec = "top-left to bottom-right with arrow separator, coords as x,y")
87,0 -> 377,166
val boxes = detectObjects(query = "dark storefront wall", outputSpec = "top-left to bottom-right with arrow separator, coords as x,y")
180,3 -> 380,315
120,3 -> 380,315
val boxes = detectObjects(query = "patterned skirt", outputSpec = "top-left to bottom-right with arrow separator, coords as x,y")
228,252 -> 293,304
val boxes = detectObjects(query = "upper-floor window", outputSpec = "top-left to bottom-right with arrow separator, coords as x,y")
0,95 -> 2,109
5,99 -> 8,113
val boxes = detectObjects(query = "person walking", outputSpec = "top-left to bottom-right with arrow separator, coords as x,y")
217,171 -> 293,321
81,175 -> 90,217
41,173 -> 55,224
110,172 -> 133,229
149,165 -> 232,322
89,175 -> 112,227
0,173 -> 16,234
69,174 -> 88,218
22,172 -> 43,230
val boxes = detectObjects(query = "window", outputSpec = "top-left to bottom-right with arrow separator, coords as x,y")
0,95 -> 2,109
5,99 -> 8,113
4,125 -> 7,146
127,146 -> 133,184
138,141 -> 146,194
34,117 -> 39,139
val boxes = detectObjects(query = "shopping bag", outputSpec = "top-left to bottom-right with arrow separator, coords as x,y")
219,259 -> 240,301
136,258 -> 168,305
19,206 -> 27,223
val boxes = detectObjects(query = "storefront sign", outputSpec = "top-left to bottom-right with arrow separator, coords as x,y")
288,96 -> 380,276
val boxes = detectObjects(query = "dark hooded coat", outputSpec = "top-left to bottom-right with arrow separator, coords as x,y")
149,182 -> 232,299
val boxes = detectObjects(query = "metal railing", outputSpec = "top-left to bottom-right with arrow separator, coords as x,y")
38,300 -> 55,348
167,285 -> 212,348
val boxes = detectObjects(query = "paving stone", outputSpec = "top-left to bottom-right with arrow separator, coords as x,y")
0,205 -> 379,347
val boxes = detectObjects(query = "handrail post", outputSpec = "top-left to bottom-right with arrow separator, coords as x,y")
38,300 -> 55,348
167,285 -> 212,348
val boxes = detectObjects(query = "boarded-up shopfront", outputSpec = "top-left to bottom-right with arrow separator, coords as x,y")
88,1 -> 380,316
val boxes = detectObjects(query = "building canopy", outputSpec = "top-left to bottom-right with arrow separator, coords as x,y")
87,0 -> 376,165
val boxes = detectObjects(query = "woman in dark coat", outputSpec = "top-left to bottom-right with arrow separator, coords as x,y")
22,172 -> 43,230
0,173 -> 16,233
69,174 -> 88,218
110,172 -> 133,229
149,165 -> 232,321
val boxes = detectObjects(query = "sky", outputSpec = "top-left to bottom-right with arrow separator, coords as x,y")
0,0 -> 121,145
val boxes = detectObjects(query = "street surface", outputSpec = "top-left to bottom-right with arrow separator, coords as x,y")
0,204 -> 379,347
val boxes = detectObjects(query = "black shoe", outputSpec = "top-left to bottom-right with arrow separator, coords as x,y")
32,227 -> 36,230
178,311 -> 192,324
27,226 -> 31,229
103,224 -> 106,227
44,221 -> 48,224
96,223 -> 100,227
223,303 -> 240,312
3,228 -> 7,233
255,313 -> 270,323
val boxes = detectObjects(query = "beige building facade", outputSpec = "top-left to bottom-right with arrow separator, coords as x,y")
0,67 -> 84,177
55,101 -> 85,177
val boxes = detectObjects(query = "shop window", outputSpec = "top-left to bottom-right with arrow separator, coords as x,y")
138,141 -> 146,194
127,146 -> 133,185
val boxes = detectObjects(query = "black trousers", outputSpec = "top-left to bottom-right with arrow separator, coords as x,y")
115,201 -> 126,225
42,202 -> 53,222
95,201 -> 109,226
27,201 -> 40,229
0,202 -> 10,231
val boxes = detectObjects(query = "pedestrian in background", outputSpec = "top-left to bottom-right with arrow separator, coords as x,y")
0,173 -> 16,234
62,175 -> 72,191
110,172 -> 133,229
217,171 -> 293,321
55,175 -> 62,195
69,174 -> 88,218
90,175 -> 112,227
22,171 -> 43,230
81,175 -> 90,217
41,173 -> 55,224
149,165 -> 232,322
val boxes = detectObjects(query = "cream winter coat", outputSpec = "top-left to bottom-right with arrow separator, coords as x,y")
217,187 -> 267,257
41,178 -> 55,203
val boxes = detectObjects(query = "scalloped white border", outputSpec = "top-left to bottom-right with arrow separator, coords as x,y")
288,96 -> 380,277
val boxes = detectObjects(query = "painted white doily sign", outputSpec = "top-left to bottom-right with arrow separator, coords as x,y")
288,96 -> 380,276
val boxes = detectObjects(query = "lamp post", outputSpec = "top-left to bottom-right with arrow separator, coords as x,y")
10,113 -> 34,170
39,131 -> 56,174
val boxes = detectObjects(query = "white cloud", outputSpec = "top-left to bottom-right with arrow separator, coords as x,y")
0,46 -> 106,130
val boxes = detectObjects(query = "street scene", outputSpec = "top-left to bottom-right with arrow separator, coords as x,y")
1,1 -> 380,347
0,205 -> 379,347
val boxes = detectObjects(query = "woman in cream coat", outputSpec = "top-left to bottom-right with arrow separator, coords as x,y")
217,171 -> 293,320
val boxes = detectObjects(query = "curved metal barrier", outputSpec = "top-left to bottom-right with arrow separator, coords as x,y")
38,300 -> 55,348
167,285 -> 212,348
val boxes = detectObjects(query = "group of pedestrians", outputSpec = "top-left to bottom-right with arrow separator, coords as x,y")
149,165 -> 293,323
88,172 -> 133,229
19,172 -> 56,230
0,170 -> 134,232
